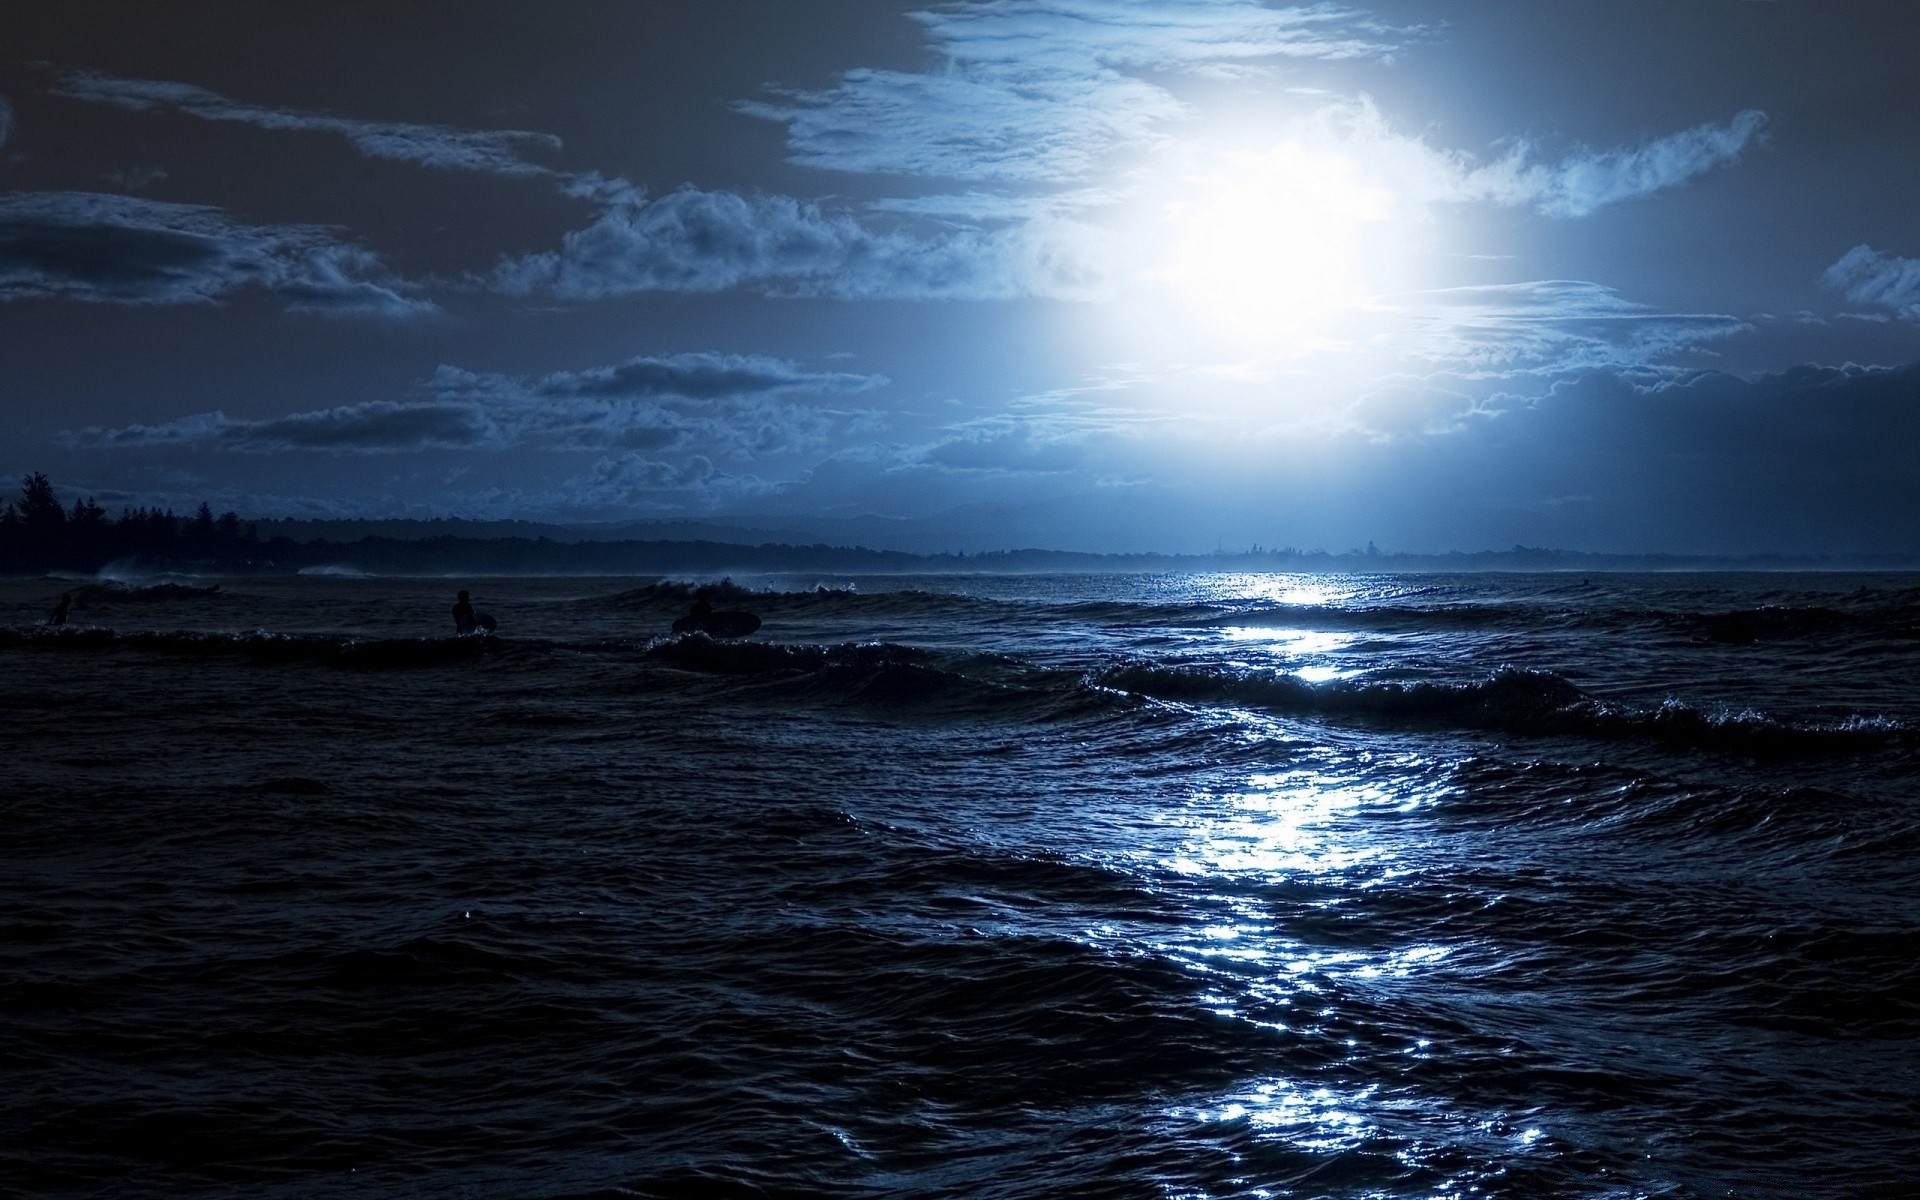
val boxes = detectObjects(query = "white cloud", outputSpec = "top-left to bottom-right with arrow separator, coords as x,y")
493,183 -> 1103,300
1463,109 -> 1769,217
740,0 -> 1405,183
1290,98 -> 1767,220
1824,244 -> 1920,319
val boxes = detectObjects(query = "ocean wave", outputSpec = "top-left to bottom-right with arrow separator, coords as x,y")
1198,603 -> 1536,633
599,583 -> 1920,647
642,634 -> 1108,720
594,579 -> 1012,622
1204,598 -> 1920,644
0,627 -> 520,669
66,581 -> 224,606
1094,662 -> 1908,755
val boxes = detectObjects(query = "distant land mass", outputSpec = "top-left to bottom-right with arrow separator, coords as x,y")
4,476 -> 1919,575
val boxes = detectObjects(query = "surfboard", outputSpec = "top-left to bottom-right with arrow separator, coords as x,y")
474,612 -> 498,635
672,611 -> 761,638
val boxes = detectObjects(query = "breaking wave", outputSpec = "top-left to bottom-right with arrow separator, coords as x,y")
1095,663 -> 1907,755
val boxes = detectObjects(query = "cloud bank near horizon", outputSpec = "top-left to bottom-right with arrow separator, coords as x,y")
64,352 -> 885,458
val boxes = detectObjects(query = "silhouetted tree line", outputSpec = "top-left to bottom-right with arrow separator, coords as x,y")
0,473 -> 271,573
5,471 -> 1914,575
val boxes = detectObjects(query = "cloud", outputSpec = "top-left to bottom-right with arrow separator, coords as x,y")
422,453 -> 779,519
0,96 -> 13,150
1296,98 -> 1767,220
557,453 -> 773,511
468,350 -> 887,402
1376,280 -> 1748,373
54,69 -> 562,177
0,191 -> 431,314
67,403 -> 489,453
494,183 -> 1101,300
1823,244 -> 1920,319
104,164 -> 168,192
1464,109 -> 1769,217
66,351 -> 885,455
919,424 -> 1093,474
429,351 -> 887,454
741,0 -> 1404,183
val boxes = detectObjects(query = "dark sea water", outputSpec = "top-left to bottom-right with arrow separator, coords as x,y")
3,571 -> 1918,1199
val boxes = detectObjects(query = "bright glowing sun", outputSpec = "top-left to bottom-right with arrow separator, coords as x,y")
1156,142 -> 1393,344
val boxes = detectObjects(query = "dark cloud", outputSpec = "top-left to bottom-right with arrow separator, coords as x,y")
54,69 -> 562,178
486,351 -> 885,403
493,183 -> 1099,300
0,95 -> 13,150
1824,245 -> 1920,319
103,164 -> 168,192
430,352 -> 885,455
69,402 -> 491,453
67,352 -> 884,457
560,452 -> 769,511
0,191 -> 430,314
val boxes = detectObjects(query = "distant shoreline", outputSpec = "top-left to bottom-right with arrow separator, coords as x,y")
6,475 -> 1917,576
8,534 -> 1920,579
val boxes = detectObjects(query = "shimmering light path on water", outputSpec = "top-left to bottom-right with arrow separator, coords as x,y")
3,572 -> 1917,1198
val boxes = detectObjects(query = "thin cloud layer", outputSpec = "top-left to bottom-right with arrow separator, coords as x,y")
73,403 -> 487,453
55,69 -> 563,177
493,184 -> 1101,300
434,352 -> 885,403
67,352 -> 885,456
1824,244 -> 1920,319
741,0 -> 1403,183
1381,280 -> 1748,373
0,191 -> 429,314
558,452 -> 773,511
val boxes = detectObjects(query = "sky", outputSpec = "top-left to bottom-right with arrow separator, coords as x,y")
4,0 -> 1920,554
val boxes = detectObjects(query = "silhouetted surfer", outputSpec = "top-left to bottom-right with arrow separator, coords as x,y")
672,589 -> 759,637
47,592 -> 71,626
453,589 -> 476,635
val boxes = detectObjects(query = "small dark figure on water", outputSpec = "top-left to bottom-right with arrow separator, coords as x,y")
453,589 -> 476,635
671,589 -> 760,638
47,592 -> 71,626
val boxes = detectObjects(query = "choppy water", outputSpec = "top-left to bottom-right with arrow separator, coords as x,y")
3,571 -> 1918,1199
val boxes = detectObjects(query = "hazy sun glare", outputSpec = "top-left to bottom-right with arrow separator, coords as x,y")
1156,142 -> 1395,344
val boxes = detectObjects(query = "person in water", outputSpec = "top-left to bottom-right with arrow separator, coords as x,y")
47,592 -> 71,626
452,589 -> 476,635
686,590 -> 714,624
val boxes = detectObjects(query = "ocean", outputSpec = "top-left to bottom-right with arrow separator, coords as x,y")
3,571 -> 1917,1199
